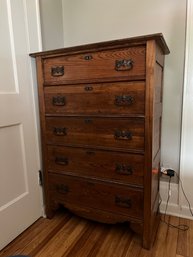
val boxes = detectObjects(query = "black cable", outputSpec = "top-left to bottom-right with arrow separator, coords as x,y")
160,173 -> 189,231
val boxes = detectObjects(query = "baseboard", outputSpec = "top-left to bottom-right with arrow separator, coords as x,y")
159,180 -> 193,220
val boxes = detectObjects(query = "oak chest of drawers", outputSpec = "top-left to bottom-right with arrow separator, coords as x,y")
30,34 -> 169,249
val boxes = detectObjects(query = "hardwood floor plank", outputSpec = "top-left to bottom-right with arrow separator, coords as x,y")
64,223 -> 109,257
138,218 -> 167,257
0,211 -> 193,257
111,226 -> 133,257
28,212 -> 72,256
189,217 -> 193,257
62,222 -> 96,257
95,224 -> 129,257
0,211 -> 70,257
96,224 -> 133,257
86,224 -> 111,257
123,234 -> 141,257
176,217 -> 190,256
161,215 -> 179,257
34,216 -> 88,257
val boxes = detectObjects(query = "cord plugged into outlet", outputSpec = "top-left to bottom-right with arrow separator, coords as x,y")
161,167 -> 175,177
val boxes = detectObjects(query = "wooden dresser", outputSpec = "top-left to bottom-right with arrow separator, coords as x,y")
30,34 -> 169,249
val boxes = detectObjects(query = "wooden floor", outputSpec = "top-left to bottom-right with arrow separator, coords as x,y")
0,209 -> 193,257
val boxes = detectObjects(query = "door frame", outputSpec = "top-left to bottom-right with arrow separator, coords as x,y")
179,0 -> 193,218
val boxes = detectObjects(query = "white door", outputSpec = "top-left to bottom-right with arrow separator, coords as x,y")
0,0 -> 43,250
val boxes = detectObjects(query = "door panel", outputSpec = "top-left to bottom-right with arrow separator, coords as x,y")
0,0 -> 42,250
0,0 -> 16,93
0,125 -> 28,207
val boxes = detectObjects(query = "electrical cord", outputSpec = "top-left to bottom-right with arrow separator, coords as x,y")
160,169 -> 192,231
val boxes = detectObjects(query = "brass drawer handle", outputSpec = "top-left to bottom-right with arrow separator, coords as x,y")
84,118 -> 92,124
52,96 -> 66,106
115,59 -> 133,71
115,95 -> 134,106
115,196 -> 132,208
84,86 -> 93,91
115,164 -> 133,175
86,150 -> 95,155
114,130 -> 132,140
55,157 -> 68,166
51,66 -> 64,77
84,55 -> 93,60
56,184 -> 69,194
53,127 -> 67,136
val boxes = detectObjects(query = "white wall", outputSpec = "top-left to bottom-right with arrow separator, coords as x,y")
39,0 -> 64,50
62,0 -> 186,175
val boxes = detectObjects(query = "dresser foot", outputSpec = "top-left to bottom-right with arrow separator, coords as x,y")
130,221 -> 143,235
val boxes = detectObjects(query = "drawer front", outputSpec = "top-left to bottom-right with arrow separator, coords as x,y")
43,46 -> 146,85
46,117 -> 144,151
47,146 -> 144,185
48,174 -> 143,219
44,82 -> 145,116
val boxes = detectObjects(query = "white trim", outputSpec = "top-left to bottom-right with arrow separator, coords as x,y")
23,0 -> 32,54
35,0 -> 43,51
160,180 -> 193,220
160,203 -> 193,221
179,0 -> 193,211
6,0 -> 19,93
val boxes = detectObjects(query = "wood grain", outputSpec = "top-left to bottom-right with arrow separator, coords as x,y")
48,173 -> 143,219
0,212 -> 192,257
44,82 -> 145,116
45,116 -> 145,151
47,145 -> 144,186
42,46 -> 146,85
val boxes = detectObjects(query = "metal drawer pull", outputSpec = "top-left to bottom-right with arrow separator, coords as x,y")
115,196 -> 132,208
52,96 -> 66,106
86,150 -> 95,155
115,95 -> 134,106
56,184 -> 69,194
84,86 -> 93,91
55,157 -> 68,166
115,59 -> 133,71
115,164 -> 133,175
53,127 -> 67,136
84,55 -> 93,60
114,130 -> 132,140
51,66 -> 64,77
84,118 -> 92,124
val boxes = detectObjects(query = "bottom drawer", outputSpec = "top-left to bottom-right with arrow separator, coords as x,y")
48,174 -> 143,219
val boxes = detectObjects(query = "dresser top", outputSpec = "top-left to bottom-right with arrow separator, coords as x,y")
30,33 -> 170,58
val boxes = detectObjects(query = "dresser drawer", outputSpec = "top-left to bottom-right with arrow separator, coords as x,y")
43,46 -> 146,85
48,174 -> 143,219
44,82 -> 145,116
46,117 -> 144,151
47,146 -> 144,185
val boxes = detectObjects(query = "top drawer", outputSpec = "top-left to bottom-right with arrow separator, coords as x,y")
43,46 -> 146,85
